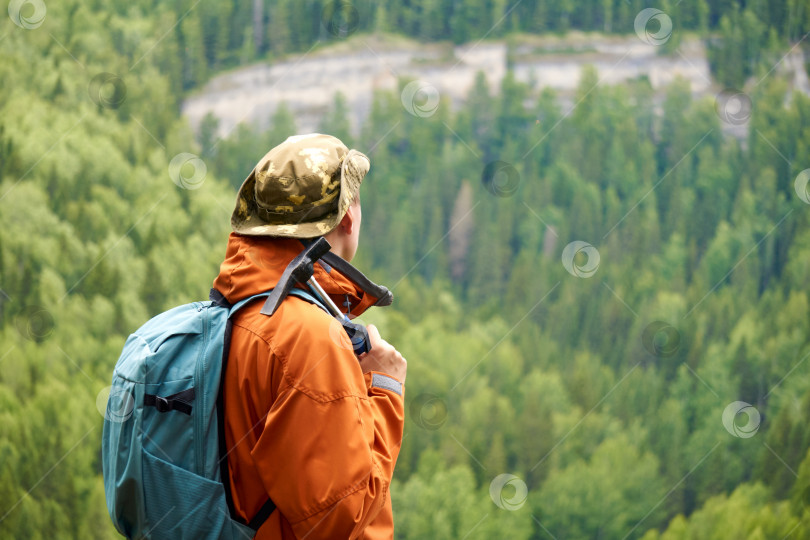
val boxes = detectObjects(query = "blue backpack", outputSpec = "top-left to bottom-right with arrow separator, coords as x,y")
102,288 -> 326,539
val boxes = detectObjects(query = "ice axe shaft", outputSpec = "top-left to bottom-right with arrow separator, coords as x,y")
306,277 -> 343,318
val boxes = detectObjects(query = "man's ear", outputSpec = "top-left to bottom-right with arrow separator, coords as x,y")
339,206 -> 354,235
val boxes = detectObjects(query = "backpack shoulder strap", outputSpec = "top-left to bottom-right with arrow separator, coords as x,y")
227,288 -> 329,318
210,286 -> 330,532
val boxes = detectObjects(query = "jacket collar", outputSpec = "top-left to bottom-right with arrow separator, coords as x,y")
213,234 -> 392,318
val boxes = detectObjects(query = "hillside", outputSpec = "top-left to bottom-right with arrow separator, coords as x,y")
2,1 -> 810,539
183,33 -> 717,137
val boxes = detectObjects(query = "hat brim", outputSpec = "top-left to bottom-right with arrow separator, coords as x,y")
230,149 -> 370,238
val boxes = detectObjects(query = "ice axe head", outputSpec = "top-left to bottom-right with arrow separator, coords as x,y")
260,238 -> 331,317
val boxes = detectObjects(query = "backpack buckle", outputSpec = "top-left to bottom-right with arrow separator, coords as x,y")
144,388 -> 195,416
155,396 -> 170,412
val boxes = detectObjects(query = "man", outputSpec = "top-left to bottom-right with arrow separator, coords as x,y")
213,133 -> 407,539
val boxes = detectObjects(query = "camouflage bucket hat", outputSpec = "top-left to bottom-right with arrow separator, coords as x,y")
231,133 -> 370,238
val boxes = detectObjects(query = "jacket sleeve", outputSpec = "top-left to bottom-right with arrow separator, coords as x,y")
242,312 -> 405,539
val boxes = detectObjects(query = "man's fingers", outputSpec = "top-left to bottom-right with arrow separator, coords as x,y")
357,324 -> 407,382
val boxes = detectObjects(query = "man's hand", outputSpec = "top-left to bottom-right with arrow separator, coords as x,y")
358,324 -> 407,383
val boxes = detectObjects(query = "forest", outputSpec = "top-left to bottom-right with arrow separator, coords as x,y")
2,0 -> 810,538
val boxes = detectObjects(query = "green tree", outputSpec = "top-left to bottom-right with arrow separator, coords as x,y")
537,433 -> 666,539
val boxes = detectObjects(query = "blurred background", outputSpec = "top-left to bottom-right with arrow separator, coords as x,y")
1,0 -> 810,538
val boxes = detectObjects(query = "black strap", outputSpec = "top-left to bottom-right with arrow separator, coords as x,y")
144,388 -> 195,415
209,287 -> 230,308
248,498 -> 277,530
217,316 -> 239,523
212,288 -> 277,532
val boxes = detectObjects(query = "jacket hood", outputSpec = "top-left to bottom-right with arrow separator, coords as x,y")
213,233 -> 393,318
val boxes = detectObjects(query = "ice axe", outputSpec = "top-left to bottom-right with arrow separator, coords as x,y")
260,237 -> 371,356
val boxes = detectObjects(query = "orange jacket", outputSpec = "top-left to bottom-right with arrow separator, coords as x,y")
213,234 -> 404,539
